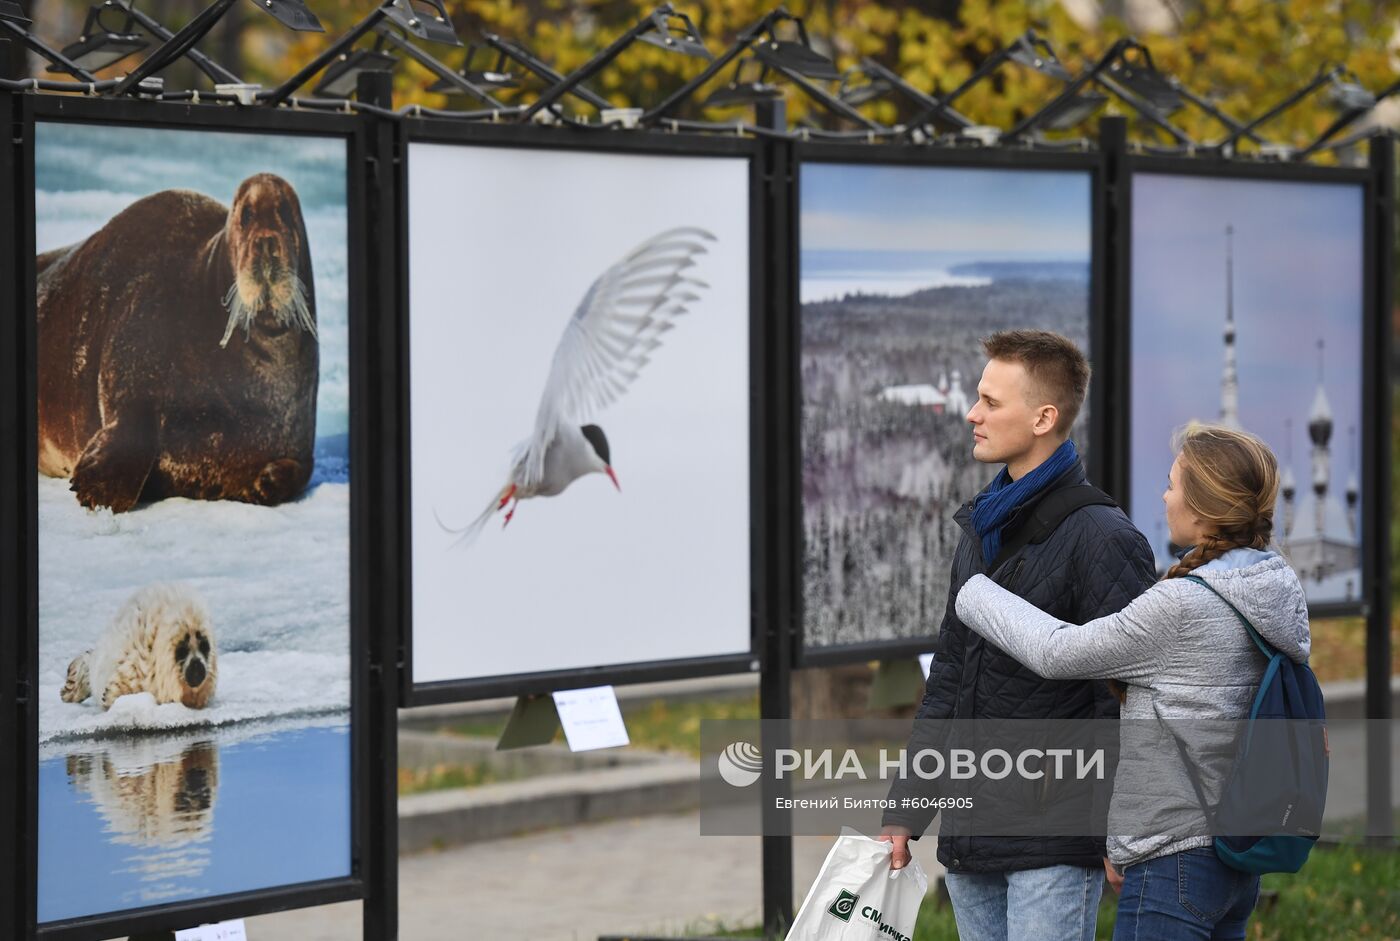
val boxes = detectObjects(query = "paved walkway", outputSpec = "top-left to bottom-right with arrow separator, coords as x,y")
241,814 -> 947,941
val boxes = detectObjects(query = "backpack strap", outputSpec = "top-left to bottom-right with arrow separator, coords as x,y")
990,484 -> 1118,572
1182,574 -> 1276,660
1151,697 -> 1219,829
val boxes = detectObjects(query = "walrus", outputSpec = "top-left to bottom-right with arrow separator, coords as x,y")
37,173 -> 319,513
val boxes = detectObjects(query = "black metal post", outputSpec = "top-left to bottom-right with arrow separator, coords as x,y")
0,80 -> 21,941
109,0 -> 237,95
756,96 -> 794,939
1099,115 -> 1130,500
374,27 -> 504,108
116,1 -> 242,85
481,32 -> 610,110
1366,133 -> 1395,846
262,4 -> 389,107
359,67 -> 400,941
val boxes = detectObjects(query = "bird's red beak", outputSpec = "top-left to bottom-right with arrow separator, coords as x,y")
606,466 -> 620,492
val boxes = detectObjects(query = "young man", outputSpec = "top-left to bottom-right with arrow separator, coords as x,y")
879,330 -> 1156,941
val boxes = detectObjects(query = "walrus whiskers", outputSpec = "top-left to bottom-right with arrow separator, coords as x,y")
219,275 -> 317,349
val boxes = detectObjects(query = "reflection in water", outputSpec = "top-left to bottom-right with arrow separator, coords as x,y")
65,737 -> 219,901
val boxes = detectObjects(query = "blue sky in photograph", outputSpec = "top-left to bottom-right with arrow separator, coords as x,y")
1129,173 -> 1364,560
801,163 -> 1091,260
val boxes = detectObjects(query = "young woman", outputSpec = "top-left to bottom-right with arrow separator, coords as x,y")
953,424 -> 1312,940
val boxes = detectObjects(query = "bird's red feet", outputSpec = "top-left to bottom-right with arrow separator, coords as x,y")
503,499 -> 519,528
497,483 -> 517,510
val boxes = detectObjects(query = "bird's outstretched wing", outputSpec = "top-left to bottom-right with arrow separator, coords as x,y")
517,226 -> 716,488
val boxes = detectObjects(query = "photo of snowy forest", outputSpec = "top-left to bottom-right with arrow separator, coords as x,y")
801,163 -> 1093,650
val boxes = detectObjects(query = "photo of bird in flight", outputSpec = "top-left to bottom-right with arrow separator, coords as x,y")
439,226 -> 716,546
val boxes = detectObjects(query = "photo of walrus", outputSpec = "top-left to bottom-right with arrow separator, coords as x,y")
36,172 -> 320,513
60,583 -> 217,711
36,124 -> 353,925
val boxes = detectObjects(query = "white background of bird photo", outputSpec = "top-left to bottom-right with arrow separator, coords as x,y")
408,143 -> 752,683
34,123 -> 352,918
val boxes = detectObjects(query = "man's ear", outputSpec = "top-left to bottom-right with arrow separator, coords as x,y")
1032,404 -> 1059,438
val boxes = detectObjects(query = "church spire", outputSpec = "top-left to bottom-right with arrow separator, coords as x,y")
1220,224 -> 1240,428
1308,339 -> 1333,539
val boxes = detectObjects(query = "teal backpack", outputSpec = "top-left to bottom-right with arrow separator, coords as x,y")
1163,576 -> 1329,875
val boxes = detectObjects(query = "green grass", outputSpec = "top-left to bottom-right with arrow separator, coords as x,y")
397,761 -> 509,796
707,843 -> 1399,941
445,693 -> 761,758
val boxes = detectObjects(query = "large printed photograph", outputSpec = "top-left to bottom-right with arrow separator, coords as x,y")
1130,173 -> 1364,605
800,163 -> 1092,650
408,143 -> 752,685
35,123 -> 352,922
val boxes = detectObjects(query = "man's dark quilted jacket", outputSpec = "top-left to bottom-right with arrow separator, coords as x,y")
882,458 -> 1157,874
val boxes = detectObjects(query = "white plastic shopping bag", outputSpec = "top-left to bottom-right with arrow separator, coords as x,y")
784,828 -> 928,941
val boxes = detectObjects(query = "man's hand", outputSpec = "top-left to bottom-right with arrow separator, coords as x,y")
1103,857 -> 1123,895
878,825 -> 913,871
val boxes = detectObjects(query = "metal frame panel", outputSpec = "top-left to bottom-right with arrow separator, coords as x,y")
396,120 -> 768,705
15,94 -> 375,941
1118,152 -> 1373,621
790,141 -> 1108,667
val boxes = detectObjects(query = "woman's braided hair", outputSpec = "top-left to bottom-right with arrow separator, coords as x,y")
1163,423 -> 1279,579
1107,424 -> 1280,704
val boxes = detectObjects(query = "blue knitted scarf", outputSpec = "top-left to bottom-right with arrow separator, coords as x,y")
970,439 -> 1079,566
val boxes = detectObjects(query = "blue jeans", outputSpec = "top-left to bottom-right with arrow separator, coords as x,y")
1114,848 -> 1261,940
944,864 -> 1102,941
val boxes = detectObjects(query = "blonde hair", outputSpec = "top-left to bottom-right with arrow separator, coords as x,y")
1164,423 -> 1280,579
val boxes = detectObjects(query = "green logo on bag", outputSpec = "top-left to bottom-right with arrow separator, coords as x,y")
828,889 -> 859,922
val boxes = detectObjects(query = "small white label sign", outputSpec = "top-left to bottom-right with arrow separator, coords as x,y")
918,653 -> 935,680
175,920 -> 247,941
553,685 -> 629,751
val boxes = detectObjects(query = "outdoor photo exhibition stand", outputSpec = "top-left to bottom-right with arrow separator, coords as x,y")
0,68 -> 1394,941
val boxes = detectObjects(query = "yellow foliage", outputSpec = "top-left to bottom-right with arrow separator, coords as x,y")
220,0 -> 1396,149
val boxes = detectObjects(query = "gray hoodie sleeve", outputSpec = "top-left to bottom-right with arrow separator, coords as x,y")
954,573 -> 1175,683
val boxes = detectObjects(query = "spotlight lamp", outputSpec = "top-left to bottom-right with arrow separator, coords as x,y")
1104,47 -> 1182,116
641,7 -> 843,126
49,4 -> 147,73
109,0 -> 324,96
836,66 -> 892,107
906,29 -> 1076,135
0,0 -> 29,25
383,0 -> 458,47
752,21 -> 839,81
637,6 -> 711,60
1038,89 -> 1109,131
264,0 -> 462,107
700,57 -> 781,108
314,46 -> 395,98
519,4 -> 713,123
427,43 -> 518,93
256,0 -> 322,32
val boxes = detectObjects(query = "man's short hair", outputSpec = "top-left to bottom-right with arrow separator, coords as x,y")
981,330 -> 1090,436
